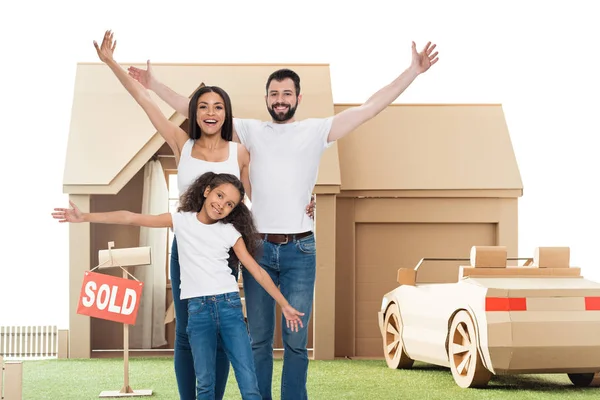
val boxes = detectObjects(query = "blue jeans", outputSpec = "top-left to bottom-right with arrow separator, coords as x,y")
242,233 -> 316,400
170,237 -> 232,400
187,292 -> 261,400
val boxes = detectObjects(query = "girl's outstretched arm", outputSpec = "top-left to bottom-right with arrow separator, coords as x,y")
232,238 -> 304,332
52,200 -> 172,228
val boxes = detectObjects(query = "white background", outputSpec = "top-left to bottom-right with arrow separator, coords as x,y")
0,0 -> 598,328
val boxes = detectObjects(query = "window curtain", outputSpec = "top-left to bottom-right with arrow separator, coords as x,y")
130,159 -> 168,348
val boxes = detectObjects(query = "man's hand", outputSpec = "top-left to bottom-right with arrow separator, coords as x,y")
305,194 -> 316,219
52,201 -> 84,223
127,60 -> 156,90
93,30 -> 117,64
410,41 -> 439,74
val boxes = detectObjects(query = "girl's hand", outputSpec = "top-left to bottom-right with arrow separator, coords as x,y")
282,305 -> 305,332
52,200 -> 84,223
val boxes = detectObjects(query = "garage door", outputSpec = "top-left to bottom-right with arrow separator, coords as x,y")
355,222 -> 496,357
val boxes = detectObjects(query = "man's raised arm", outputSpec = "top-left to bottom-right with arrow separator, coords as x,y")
128,60 -> 241,142
327,41 -> 439,143
128,61 -> 191,118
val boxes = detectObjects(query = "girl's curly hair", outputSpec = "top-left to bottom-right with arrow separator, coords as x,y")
177,172 -> 260,258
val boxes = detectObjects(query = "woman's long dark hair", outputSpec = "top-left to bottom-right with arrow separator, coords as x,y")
177,172 -> 259,257
187,85 -> 233,142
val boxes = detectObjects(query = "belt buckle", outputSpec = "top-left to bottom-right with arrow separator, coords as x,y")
281,234 -> 289,245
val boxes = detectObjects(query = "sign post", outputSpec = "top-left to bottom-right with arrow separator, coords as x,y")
77,241 -> 153,398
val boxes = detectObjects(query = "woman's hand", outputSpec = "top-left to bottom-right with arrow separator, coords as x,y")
93,30 -> 117,64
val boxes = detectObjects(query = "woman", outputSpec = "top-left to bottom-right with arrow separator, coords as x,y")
94,30 -> 246,400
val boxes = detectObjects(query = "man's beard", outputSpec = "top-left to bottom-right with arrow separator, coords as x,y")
267,102 -> 298,122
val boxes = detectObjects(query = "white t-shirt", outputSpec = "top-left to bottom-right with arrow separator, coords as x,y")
177,140 -> 240,197
234,117 -> 333,233
171,211 -> 241,299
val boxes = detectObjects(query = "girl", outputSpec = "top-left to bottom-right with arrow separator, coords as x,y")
93,30 -> 314,399
52,172 -> 304,400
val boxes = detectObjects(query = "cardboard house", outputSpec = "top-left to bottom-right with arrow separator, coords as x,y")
63,63 -> 522,360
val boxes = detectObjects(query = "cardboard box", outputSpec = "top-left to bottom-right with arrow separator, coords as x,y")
470,246 -> 507,268
397,268 -> 416,286
1,356 -> 23,400
534,247 -> 570,268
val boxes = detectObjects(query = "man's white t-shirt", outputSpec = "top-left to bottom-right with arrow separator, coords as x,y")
234,117 -> 333,234
171,211 -> 241,299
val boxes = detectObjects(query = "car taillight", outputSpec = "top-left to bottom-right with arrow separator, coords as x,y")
585,297 -> 600,310
485,297 -> 527,311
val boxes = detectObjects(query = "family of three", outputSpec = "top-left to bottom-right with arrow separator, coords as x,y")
53,30 -> 439,400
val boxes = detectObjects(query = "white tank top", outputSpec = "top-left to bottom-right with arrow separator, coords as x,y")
177,140 -> 240,196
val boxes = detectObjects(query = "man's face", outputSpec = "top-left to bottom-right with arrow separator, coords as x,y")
265,78 -> 302,123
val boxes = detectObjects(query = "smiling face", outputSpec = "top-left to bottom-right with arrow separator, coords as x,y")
265,78 -> 302,123
195,92 -> 226,136
201,183 -> 242,222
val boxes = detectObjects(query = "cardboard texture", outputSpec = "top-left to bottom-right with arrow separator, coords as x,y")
470,246 -> 507,268
397,268 -> 416,286
378,246 -> 600,388
460,267 -> 582,278
334,104 -> 523,192
58,330 -> 69,359
534,247 -> 570,268
98,246 -> 152,269
1,356 -> 23,400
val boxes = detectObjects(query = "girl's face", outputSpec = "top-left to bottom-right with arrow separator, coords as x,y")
202,183 -> 242,221
196,92 -> 226,137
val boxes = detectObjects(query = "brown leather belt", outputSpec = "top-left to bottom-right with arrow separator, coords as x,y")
259,231 -> 312,244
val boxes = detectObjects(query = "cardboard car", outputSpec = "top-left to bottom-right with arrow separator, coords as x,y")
377,246 -> 600,388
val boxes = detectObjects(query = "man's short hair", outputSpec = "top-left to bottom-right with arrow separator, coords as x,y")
265,69 -> 301,96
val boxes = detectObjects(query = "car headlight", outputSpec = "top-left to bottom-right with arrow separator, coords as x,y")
381,297 -> 389,310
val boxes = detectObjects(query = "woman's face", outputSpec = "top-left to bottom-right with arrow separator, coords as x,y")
196,91 -> 226,136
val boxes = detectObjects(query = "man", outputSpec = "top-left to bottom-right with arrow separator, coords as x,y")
128,41 -> 438,399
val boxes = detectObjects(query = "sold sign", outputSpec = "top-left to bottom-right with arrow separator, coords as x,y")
77,271 -> 144,325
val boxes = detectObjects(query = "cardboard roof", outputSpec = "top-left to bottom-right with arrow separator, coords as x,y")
334,104 -> 523,193
63,63 -> 341,194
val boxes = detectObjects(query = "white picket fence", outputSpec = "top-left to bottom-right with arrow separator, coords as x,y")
0,326 -> 59,360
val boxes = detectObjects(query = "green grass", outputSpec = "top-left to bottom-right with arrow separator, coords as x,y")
21,358 -> 600,399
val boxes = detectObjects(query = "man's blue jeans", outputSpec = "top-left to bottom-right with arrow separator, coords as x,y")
242,233 -> 316,400
187,292 -> 261,400
170,237 -> 231,400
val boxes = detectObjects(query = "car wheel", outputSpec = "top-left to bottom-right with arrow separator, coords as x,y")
383,303 -> 414,369
448,310 -> 492,388
568,372 -> 600,387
